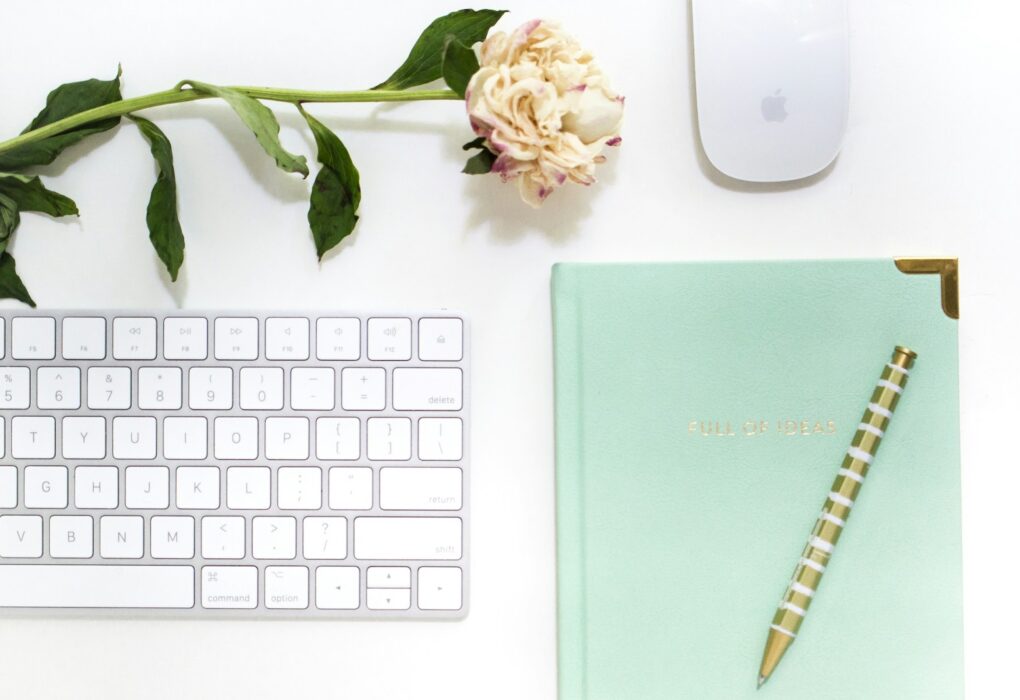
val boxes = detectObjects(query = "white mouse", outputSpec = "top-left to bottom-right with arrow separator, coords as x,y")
692,0 -> 849,183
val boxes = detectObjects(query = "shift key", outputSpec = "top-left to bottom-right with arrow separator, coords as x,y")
354,517 -> 462,560
392,368 -> 462,411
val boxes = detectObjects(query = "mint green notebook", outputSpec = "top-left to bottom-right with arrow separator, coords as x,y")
553,260 -> 963,699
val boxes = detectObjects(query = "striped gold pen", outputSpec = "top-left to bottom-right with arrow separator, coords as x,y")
757,346 -> 917,688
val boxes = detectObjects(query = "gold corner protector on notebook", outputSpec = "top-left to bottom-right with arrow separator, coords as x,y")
894,257 -> 960,320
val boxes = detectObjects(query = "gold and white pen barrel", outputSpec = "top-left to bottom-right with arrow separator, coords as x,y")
757,346 -> 917,688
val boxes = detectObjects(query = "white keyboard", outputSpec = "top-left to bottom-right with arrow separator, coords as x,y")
0,311 -> 468,617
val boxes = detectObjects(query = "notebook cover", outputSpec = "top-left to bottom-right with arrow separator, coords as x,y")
552,260 -> 963,699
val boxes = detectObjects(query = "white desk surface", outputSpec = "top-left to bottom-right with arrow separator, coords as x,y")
2,1 -> 1017,697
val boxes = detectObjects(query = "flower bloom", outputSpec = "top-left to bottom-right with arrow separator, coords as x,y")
465,20 -> 624,206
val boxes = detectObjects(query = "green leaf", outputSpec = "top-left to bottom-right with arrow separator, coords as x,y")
442,34 -> 480,98
461,137 -> 496,174
0,193 -> 20,246
0,252 -> 36,307
462,149 -> 496,174
0,174 -> 78,217
0,68 -> 123,171
182,81 -> 308,177
129,117 -> 185,281
373,9 -> 506,90
299,107 -> 361,260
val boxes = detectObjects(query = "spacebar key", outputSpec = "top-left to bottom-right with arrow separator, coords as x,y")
0,565 -> 194,608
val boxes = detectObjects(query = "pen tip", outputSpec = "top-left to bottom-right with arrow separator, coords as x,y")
757,675 -> 767,689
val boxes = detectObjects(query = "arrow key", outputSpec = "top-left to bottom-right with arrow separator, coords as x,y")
366,566 -> 411,589
315,566 -> 359,609
367,588 -> 411,610
418,567 -> 463,611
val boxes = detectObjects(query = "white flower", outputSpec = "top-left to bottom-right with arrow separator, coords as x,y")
465,20 -> 623,207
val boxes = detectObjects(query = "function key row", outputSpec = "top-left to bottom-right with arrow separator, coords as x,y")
0,316 -> 463,363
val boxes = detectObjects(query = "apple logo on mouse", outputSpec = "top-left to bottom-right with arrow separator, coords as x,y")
761,89 -> 788,123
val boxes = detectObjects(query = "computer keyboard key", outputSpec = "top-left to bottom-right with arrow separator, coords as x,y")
265,566 -> 309,609
315,417 -> 360,460
353,517 -> 462,561
11,317 -> 55,360
163,416 -> 208,460
367,588 -> 411,610
150,516 -> 195,559
340,368 -> 386,411
37,367 -> 80,409
0,515 -> 43,557
163,317 -> 208,360
0,467 -> 16,508
49,515 -> 94,558
99,515 -> 144,558
418,418 -> 463,461
176,466 -> 220,509
367,317 -> 412,361
392,368 -> 463,411
239,367 -> 284,410
214,417 -> 258,460
74,466 -> 118,509
367,417 -> 411,461
24,465 -> 66,508
202,516 -> 245,559
112,317 -> 157,360
418,318 -> 464,361
0,367 -> 30,409
62,416 -> 106,459
12,416 -> 56,459
265,318 -> 309,360
126,466 -> 170,509
366,566 -> 411,588
252,516 -> 296,559
315,566 -> 360,609
138,367 -> 183,410
214,317 -> 259,360
0,565 -> 194,608
315,318 -> 360,360
329,467 -> 372,510
417,567 -> 463,611
62,317 -> 106,360
226,467 -> 270,510
265,417 -> 309,460
290,367 -> 335,410
379,468 -> 462,511
87,367 -> 131,410
302,517 -> 347,560
188,367 -> 232,410
113,416 -> 157,460
278,467 -> 322,510
201,565 -> 257,609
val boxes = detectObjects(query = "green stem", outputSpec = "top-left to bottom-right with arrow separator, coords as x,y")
0,85 -> 461,157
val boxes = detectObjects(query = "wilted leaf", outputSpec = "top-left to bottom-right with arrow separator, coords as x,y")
299,107 -> 361,259
0,174 -> 78,217
0,68 -> 123,171
182,81 -> 308,177
0,252 -> 36,307
129,116 -> 185,281
373,9 -> 505,90
442,35 -> 480,98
